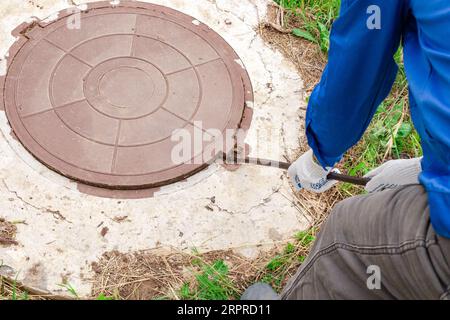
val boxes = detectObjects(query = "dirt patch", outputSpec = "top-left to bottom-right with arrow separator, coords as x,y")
90,247 -> 289,300
0,217 -> 18,247
91,249 -> 187,300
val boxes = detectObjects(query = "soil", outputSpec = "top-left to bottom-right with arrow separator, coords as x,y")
0,218 -> 18,247
90,249 -> 268,300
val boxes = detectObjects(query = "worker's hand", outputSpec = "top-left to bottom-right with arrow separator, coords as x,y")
364,158 -> 423,193
288,149 -> 339,193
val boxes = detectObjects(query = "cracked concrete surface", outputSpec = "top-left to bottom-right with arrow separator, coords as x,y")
0,0 -> 308,296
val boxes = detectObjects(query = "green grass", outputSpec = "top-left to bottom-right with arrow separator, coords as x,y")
179,259 -> 240,300
259,229 -> 316,292
96,293 -> 116,300
276,0 -> 341,52
0,276 -> 30,300
58,283 -> 79,299
59,283 -> 117,300
179,228 -> 317,298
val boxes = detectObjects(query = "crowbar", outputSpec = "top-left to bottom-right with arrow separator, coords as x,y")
222,153 -> 370,186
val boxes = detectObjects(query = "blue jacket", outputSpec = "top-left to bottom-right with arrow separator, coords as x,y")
306,0 -> 450,238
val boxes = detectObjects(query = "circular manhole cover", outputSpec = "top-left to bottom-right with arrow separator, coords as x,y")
3,1 -> 252,190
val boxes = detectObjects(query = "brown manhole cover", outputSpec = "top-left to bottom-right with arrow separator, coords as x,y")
2,1 -> 253,190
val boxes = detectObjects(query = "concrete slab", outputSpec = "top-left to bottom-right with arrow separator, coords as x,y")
0,0 -> 308,297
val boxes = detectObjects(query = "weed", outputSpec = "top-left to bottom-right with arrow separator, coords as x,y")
58,283 -> 79,299
258,228 -> 316,292
296,229 -> 316,246
180,259 -> 239,300
96,293 -> 115,300
276,0 -> 341,52
0,276 -> 30,301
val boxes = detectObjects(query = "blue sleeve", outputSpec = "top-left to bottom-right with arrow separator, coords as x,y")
306,0 -> 407,168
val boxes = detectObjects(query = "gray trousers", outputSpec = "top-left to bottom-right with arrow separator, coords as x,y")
281,185 -> 450,300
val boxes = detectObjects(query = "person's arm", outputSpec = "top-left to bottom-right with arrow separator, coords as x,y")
306,0 -> 408,168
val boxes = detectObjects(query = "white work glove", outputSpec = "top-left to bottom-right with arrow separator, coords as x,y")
364,158 -> 423,193
288,149 -> 339,193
